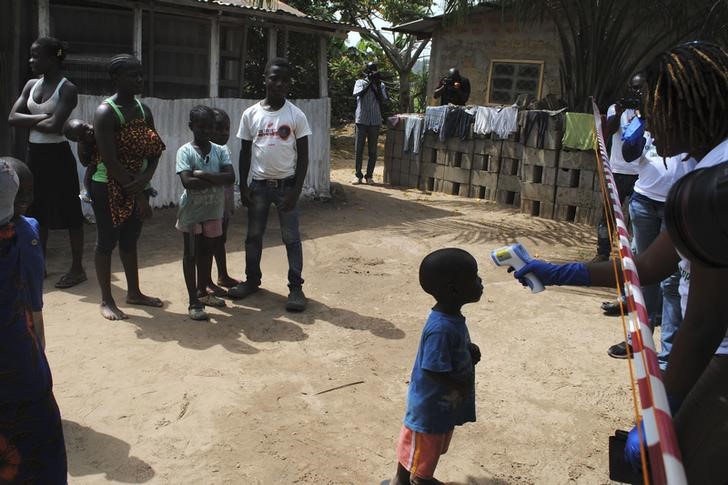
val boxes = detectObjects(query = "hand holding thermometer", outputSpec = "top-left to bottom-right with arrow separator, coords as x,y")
491,243 -> 545,293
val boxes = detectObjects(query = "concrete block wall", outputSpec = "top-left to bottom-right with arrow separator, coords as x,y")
382,111 -> 603,225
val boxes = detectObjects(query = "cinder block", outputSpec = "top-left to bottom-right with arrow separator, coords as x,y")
499,158 -> 521,177
559,149 -> 597,170
520,163 -> 557,185
443,166 -> 471,184
523,147 -> 559,167
556,187 -> 601,208
501,140 -> 523,160
497,174 -> 520,193
458,183 -> 471,198
387,171 -> 401,186
422,148 -> 436,164
471,170 -> 498,188
521,198 -> 555,219
436,149 -> 449,165
556,168 -> 597,190
521,182 -> 556,201
393,143 -> 404,155
419,162 -> 439,178
422,132 -> 446,150
496,189 -> 521,206
407,173 -> 419,188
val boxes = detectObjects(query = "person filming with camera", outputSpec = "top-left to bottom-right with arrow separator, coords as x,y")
352,61 -> 387,185
433,67 -> 471,106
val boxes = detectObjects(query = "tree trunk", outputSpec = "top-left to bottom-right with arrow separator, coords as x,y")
398,70 -> 411,113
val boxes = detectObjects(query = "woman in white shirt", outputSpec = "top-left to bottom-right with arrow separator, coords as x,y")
8,37 -> 86,289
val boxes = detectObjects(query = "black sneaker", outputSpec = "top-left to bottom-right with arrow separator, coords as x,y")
601,296 -> 626,316
286,287 -> 307,312
607,341 -> 632,359
227,281 -> 259,300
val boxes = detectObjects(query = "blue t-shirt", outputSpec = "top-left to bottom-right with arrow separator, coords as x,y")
0,216 -> 51,403
176,142 -> 232,226
404,310 -> 476,434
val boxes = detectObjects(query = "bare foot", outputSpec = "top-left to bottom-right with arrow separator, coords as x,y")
126,293 -> 163,308
217,276 -> 240,288
100,301 -> 128,320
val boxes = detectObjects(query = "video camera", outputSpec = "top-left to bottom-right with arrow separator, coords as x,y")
619,95 -> 642,110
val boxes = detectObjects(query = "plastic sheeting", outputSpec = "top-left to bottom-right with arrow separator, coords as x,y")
72,95 -> 331,208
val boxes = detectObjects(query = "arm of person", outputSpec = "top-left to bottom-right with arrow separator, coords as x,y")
238,140 -> 253,206
513,230 -> 680,288
606,104 -> 623,139
193,165 -> 235,186
663,264 -> 728,399
280,135 -> 309,212
423,369 -> 472,395
125,104 -> 161,194
179,170 -> 213,190
352,78 -> 371,98
33,82 -> 78,134
433,79 -> 446,99
7,80 -> 51,128
94,103 -> 134,186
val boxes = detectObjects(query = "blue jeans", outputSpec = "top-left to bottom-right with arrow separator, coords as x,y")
355,123 -> 380,179
244,179 -> 303,289
629,192 -> 681,370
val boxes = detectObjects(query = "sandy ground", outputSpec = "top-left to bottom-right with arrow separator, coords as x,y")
42,127 -> 639,484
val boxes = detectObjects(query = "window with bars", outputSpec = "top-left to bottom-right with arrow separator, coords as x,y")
50,4 -> 134,96
486,60 -> 544,105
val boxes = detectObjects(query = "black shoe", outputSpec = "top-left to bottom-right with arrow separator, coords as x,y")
607,341 -> 632,359
601,296 -> 626,316
286,287 -> 307,312
227,281 -> 259,300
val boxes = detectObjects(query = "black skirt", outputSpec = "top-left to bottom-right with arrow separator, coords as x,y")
26,141 -> 83,229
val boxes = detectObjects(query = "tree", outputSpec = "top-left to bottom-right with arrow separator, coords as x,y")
443,0 -> 728,112
285,0 -> 433,113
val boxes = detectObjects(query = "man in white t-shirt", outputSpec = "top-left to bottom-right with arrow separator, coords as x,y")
228,57 -> 312,311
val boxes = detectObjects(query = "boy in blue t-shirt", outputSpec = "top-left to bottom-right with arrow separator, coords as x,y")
391,248 -> 483,485
176,106 -> 235,321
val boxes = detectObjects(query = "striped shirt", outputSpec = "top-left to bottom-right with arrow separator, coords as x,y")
353,78 -> 387,126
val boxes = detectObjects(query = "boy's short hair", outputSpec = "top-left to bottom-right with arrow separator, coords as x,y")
189,105 -> 215,123
419,248 -> 476,299
63,119 -> 86,141
212,108 -> 230,125
265,57 -> 292,74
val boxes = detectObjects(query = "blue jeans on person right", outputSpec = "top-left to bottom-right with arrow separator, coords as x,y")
244,178 -> 304,289
628,192 -> 681,370
355,123 -> 380,179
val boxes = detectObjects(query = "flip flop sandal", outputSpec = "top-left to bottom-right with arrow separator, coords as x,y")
188,305 -> 209,321
198,294 -> 226,307
55,271 -> 87,289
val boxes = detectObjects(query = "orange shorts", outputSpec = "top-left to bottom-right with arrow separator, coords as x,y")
396,425 -> 453,479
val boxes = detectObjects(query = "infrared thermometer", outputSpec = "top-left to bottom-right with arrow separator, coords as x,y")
491,243 -> 545,293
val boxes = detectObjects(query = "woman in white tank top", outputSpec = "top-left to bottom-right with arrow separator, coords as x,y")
8,37 -> 87,289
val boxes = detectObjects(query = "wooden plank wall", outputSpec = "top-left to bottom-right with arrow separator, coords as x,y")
73,95 -> 331,208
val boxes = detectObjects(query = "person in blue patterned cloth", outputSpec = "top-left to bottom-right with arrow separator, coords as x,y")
0,157 -> 67,484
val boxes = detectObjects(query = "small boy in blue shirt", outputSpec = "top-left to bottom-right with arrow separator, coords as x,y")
176,106 -> 235,321
391,248 -> 483,485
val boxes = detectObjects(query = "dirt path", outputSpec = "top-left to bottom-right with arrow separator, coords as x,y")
43,129 -> 634,484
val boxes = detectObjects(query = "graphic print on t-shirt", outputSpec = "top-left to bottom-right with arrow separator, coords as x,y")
257,122 -> 292,141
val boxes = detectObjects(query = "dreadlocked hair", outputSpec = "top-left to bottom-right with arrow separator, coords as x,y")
644,41 -> 728,158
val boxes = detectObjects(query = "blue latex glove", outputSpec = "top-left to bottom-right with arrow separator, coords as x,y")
624,396 -> 682,472
625,421 -> 646,471
513,260 -> 590,287
622,116 -> 645,144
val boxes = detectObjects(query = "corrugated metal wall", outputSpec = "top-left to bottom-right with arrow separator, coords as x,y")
73,95 -> 331,208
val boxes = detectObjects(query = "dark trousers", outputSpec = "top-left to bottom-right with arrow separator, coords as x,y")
597,173 -> 638,256
355,123 -> 380,179
244,179 -> 303,289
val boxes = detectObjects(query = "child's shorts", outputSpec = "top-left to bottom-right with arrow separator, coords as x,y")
396,425 -> 453,479
175,218 -> 223,238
